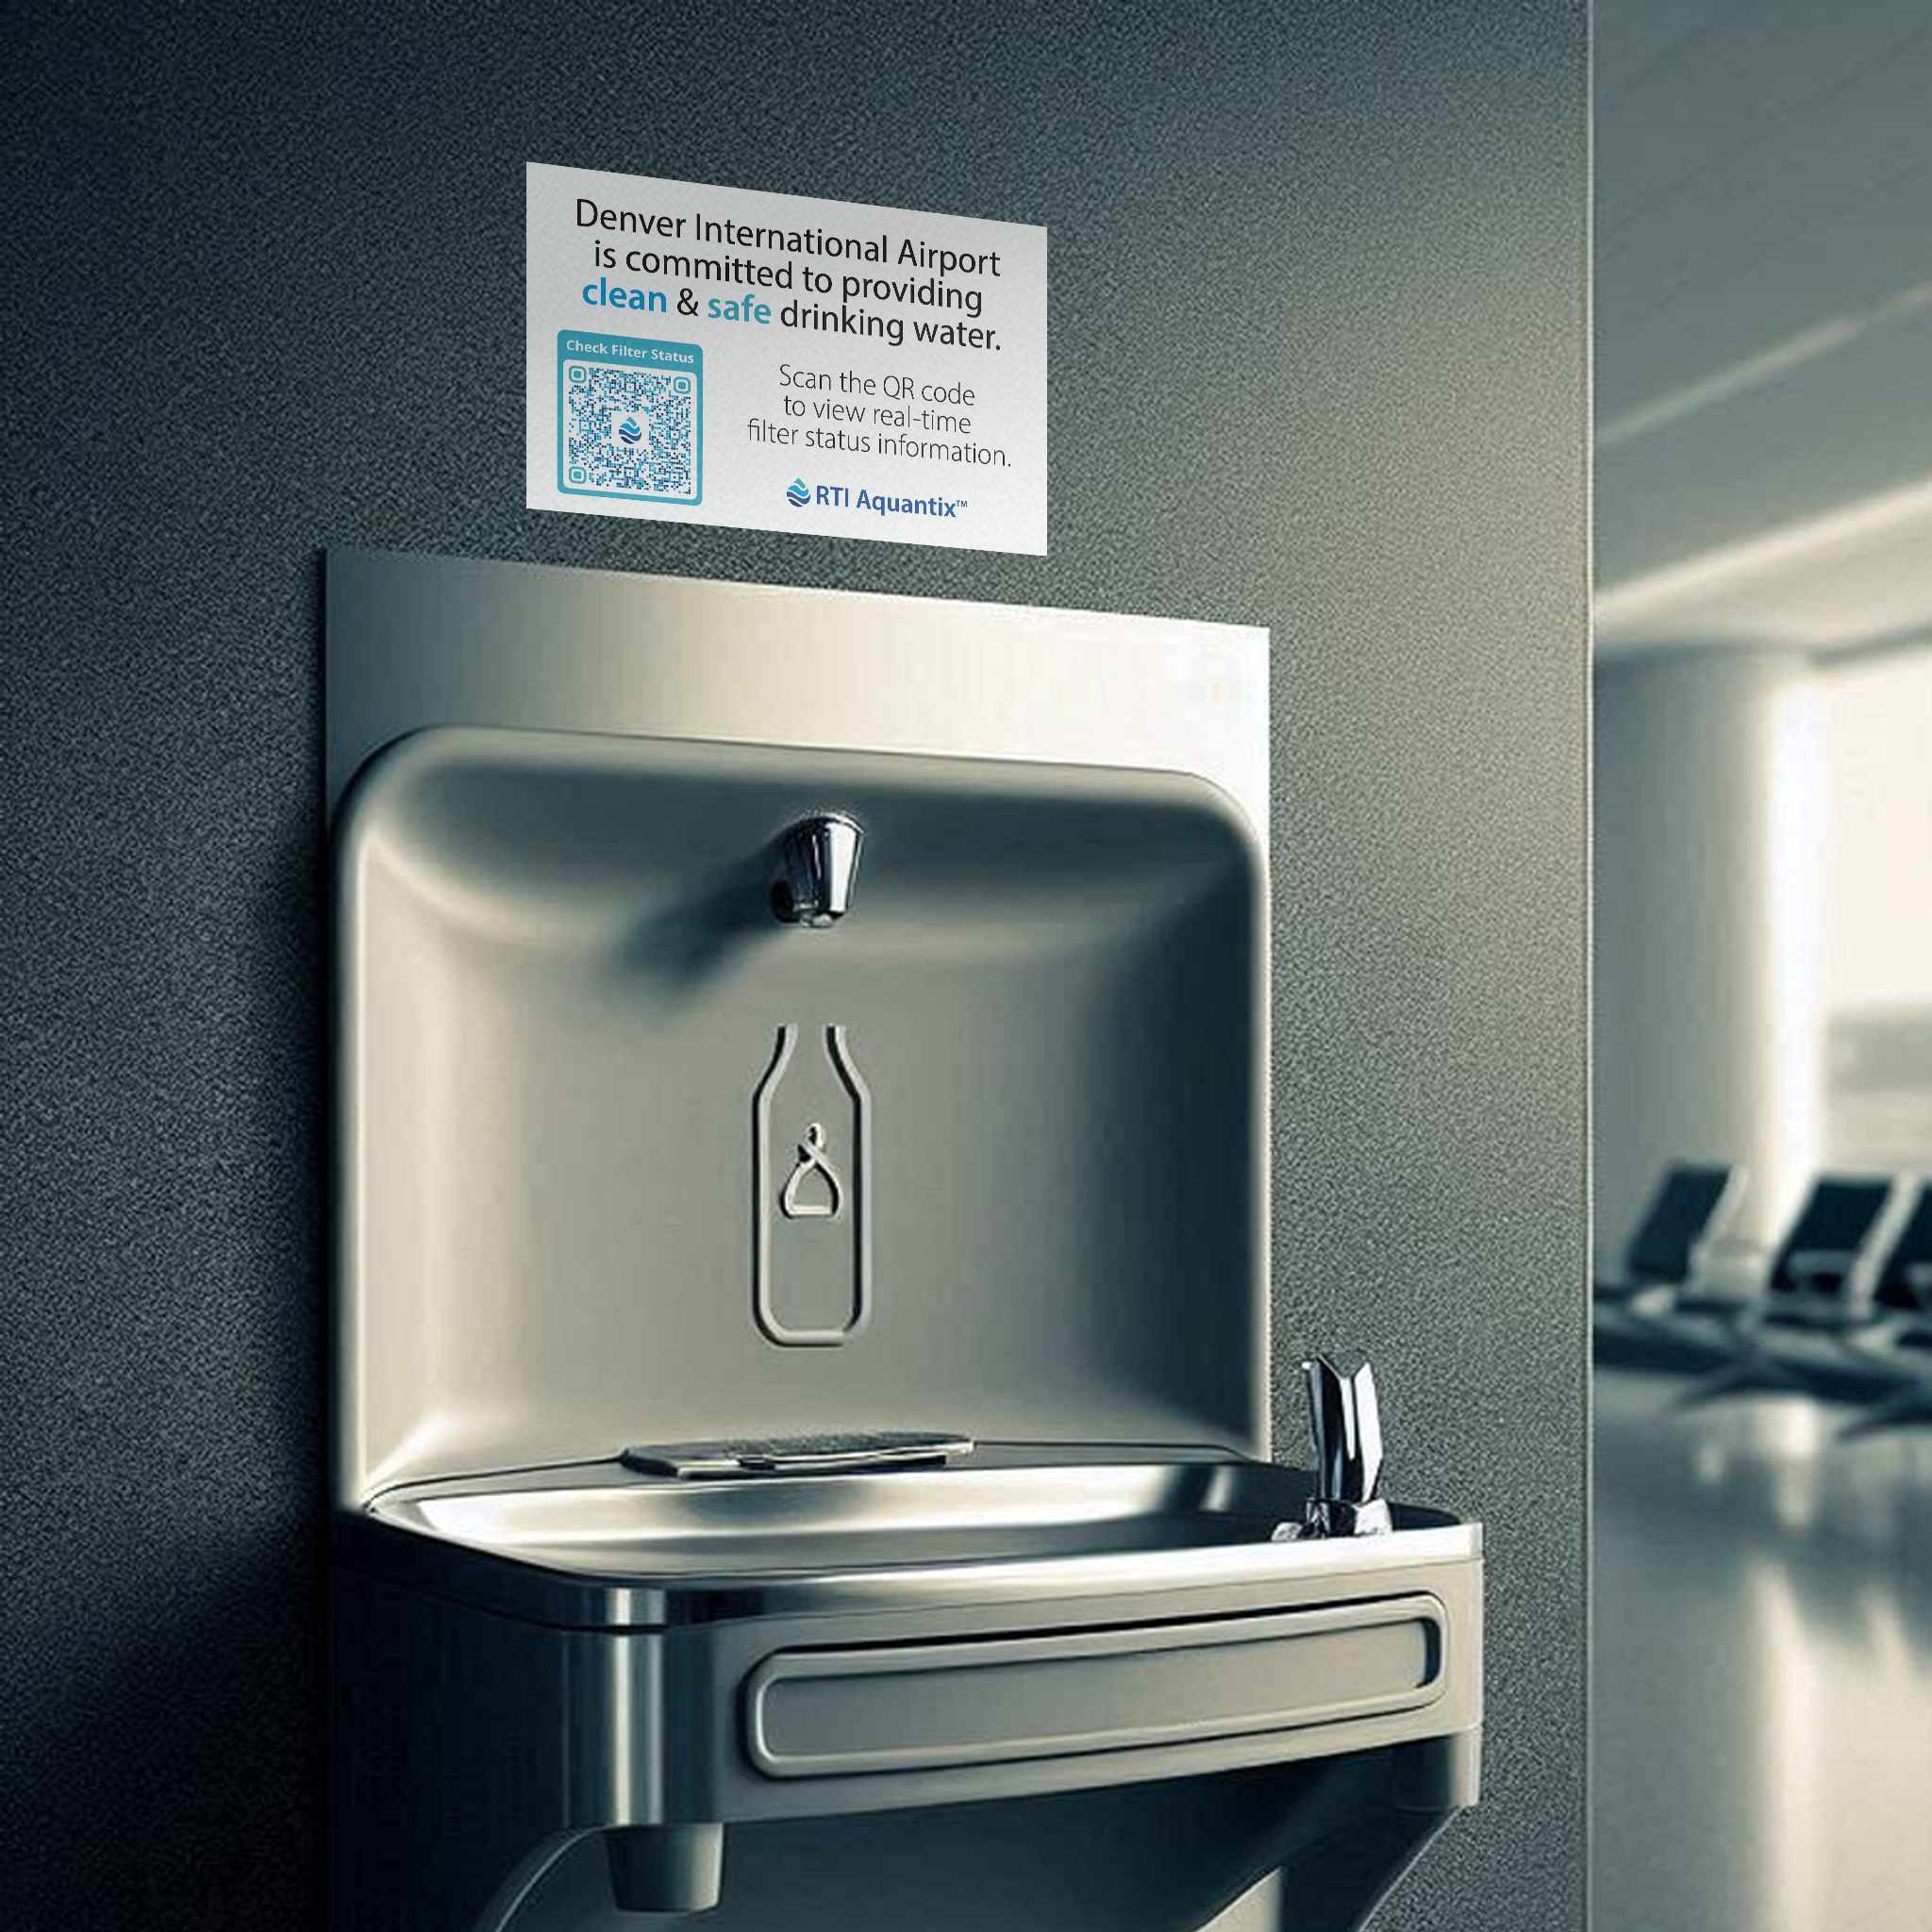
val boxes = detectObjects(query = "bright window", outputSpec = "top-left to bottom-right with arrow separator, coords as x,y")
1820,648 -> 1932,1171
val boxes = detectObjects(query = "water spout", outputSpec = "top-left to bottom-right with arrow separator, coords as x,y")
771,813 -> 863,927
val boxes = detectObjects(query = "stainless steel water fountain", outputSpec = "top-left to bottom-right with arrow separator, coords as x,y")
326,551 -> 1483,1932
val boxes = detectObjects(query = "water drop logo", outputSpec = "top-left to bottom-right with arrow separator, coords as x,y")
786,478 -> 811,508
616,415 -> 643,446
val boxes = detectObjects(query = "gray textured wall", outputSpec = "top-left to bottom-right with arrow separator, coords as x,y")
1,2 -> 1590,1926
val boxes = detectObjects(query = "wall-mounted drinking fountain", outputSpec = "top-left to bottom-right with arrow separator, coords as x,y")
326,551 -> 1481,1932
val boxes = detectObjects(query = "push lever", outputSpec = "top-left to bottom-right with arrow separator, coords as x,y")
1297,1354 -> 1392,1537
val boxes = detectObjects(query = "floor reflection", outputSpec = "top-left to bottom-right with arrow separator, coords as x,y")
1593,1366 -> 1932,1932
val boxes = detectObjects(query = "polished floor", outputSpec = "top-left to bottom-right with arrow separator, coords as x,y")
1593,1365 -> 1932,1931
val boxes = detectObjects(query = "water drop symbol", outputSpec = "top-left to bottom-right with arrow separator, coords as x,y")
618,416 -> 643,445
779,1121 -> 843,1221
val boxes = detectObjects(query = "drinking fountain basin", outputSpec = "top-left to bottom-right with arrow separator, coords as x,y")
352,1444 -> 1474,1621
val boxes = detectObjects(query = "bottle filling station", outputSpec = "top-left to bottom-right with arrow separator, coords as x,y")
326,550 -> 1483,1932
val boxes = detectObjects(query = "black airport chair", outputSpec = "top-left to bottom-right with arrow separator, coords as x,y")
1666,1174 -> 1900,1406
1593,1162 -> 1744,1366
1594,1161 -> 1743,1307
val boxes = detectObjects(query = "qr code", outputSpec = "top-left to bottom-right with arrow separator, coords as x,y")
561,358 -> 699,502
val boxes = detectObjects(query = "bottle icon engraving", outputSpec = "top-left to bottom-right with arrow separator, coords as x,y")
779,1122 -> 844,1221
752,1026 -> 871,1345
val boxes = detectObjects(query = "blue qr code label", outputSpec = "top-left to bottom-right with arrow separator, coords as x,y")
559,339 -> 701,503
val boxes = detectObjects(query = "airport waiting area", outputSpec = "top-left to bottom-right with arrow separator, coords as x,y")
1589,627 -> 1932,1932
1592,1159 -> 1932,1929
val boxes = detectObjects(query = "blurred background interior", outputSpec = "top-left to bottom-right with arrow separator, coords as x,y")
1592,4 -> 1932,1928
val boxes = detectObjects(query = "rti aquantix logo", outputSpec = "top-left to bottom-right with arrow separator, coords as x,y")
783,480 -> 968,521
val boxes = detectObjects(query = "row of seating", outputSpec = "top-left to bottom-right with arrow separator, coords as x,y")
1594,1162 -> 1932,1435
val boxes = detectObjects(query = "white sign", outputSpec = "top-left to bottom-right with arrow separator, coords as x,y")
526,162 -> 1047,554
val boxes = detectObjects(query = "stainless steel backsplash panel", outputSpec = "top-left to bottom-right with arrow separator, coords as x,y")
336,725 -> 1265,1500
